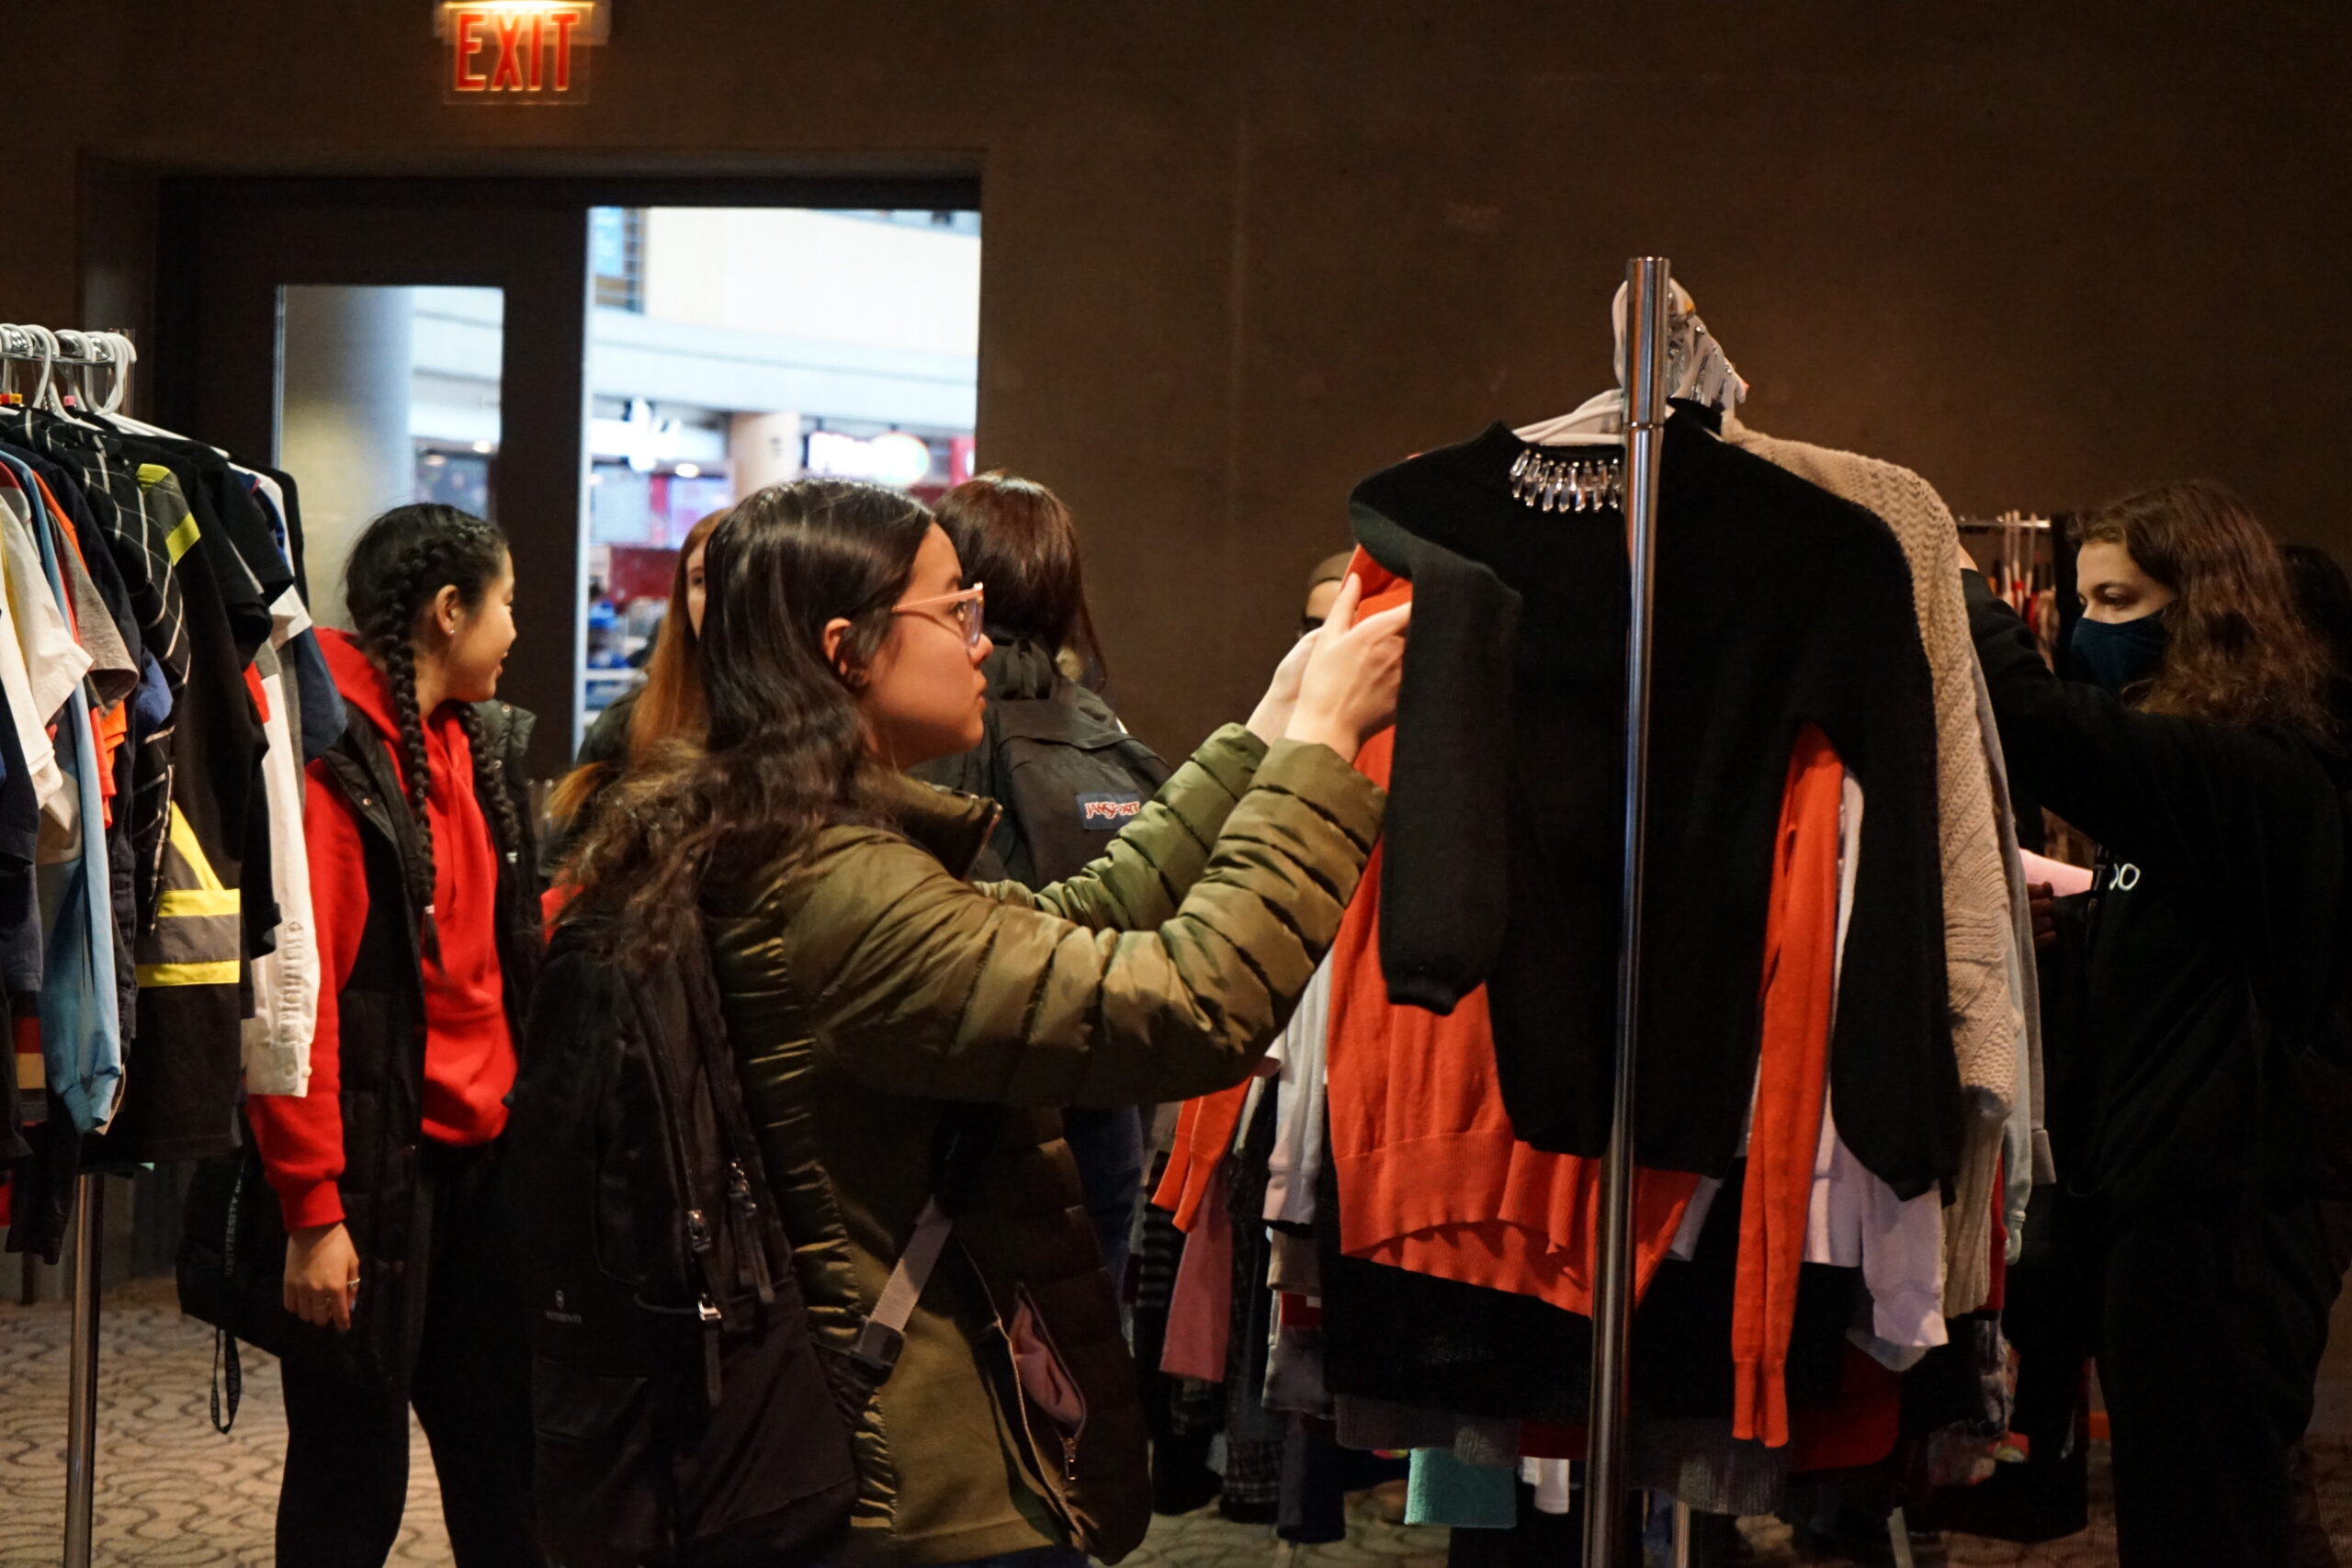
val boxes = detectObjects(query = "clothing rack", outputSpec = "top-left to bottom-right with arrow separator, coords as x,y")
1583,255 -> 1673,1568
1958,511 -> 2054,609
3,320 -> 140,1568
64,1173 -> 100,1568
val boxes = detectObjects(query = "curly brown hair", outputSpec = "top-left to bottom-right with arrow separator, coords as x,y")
2073,480 -> 2331,739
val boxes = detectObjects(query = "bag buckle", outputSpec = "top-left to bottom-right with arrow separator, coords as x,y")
849,1317 -> 906,1378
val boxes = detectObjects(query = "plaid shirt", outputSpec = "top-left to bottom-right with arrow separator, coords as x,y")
15,414 -> 195,931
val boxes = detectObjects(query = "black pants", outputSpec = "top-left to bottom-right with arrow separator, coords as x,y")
276,1140 -> 543,1567
2091,1188 -> 2339,1568
1060,1106 -> 1144,1287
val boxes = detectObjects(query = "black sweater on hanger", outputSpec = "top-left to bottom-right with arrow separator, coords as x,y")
1350,408 -> 1956,1199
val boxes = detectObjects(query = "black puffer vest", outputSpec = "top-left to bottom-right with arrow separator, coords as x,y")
298,699 -> 544,1388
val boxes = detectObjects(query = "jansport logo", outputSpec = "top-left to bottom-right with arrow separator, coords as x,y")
1077,793 -> 1143,829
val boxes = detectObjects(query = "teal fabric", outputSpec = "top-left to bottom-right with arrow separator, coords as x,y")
1405,1448 -> 1517,1530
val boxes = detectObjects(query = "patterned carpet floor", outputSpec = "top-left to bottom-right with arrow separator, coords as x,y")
7,1280 -> 2352,1565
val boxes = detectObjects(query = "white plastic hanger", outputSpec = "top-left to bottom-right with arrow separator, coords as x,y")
1515,387 -> 1626,446
53,331 -> 110,417
27,326 -> 99,427
19,325 -> 59,414
88,332 -> 221,449
1514,279 -> 1747,446
84,332 -> 156,426
74,332 -> 134,415
0,325 -> 29,409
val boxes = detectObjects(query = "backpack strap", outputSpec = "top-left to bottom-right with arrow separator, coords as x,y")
673,919 -> 957,1376
848,1198 -> 956,1377
672,926 -> 786,1309
846,1102 -> 1004,1376
673,915 -> 994,1383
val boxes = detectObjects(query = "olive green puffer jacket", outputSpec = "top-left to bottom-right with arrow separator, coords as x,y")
706,726 -> 1382,1568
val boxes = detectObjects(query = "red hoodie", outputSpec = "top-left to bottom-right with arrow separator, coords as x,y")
246,629 -> 518,1232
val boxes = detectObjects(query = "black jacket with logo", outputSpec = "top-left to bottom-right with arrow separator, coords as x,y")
1969,570 -> 2347,1211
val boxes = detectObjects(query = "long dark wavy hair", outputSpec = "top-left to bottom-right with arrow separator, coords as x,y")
343,503 -> 521,935
561,479 -> 935,963
2074,480 -> 2331,740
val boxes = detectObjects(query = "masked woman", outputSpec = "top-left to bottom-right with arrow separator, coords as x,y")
1969,480 -> 2346,1568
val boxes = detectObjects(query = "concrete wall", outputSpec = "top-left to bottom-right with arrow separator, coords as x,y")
7,1 -> 2350,752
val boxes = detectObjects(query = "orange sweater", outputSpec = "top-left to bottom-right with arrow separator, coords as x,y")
1731,724 -> 1846,1447
1151,1078 -> 1254,1233
1323,557 -> 1698,1315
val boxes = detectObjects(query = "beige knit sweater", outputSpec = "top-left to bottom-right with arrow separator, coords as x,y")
1724,416 -> 2019,1314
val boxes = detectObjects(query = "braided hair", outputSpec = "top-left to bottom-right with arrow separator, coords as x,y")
343,504 -> 514,942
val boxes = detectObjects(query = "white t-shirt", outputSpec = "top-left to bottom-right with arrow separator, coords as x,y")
0,477 -> 91,840
1263,955 -> 1336,1225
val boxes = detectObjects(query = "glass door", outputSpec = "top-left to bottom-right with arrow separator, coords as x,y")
155,180 -> 591,773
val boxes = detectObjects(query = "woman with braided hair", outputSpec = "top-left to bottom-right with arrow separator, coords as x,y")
245,502 -> 546,1566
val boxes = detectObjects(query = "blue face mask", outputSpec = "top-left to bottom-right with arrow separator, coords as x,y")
2069,611 -> 2171,694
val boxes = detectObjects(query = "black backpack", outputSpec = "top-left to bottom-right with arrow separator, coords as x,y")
989,695 -> 1173,886
912,644 -> 1172,886
508,915 -> 858,1568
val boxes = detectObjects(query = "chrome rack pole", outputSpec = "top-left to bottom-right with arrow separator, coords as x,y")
1584,255 -> 1672,1568
62,327 -> 132,1568
63,1172 -> 103,1567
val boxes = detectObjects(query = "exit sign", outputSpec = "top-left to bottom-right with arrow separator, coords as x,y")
437,2 -> 605,101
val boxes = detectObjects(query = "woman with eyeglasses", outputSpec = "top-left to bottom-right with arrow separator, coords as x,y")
557,478 -> 1407,1568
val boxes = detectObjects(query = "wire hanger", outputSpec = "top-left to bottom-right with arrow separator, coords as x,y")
1515,279 -> 1748,446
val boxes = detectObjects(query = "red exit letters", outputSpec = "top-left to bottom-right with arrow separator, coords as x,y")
447,4 -> 594,98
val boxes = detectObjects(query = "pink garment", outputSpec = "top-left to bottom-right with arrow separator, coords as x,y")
2019,849 -> 2092,897
1159,1162 -> 1236,1382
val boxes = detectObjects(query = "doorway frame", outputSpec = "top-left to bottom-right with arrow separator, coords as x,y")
101,164 -> 981,771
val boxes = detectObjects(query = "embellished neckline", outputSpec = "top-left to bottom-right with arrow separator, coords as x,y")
1506,445 -> 1624,514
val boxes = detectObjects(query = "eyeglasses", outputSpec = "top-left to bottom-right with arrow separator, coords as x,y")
891,583 -> 987,649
